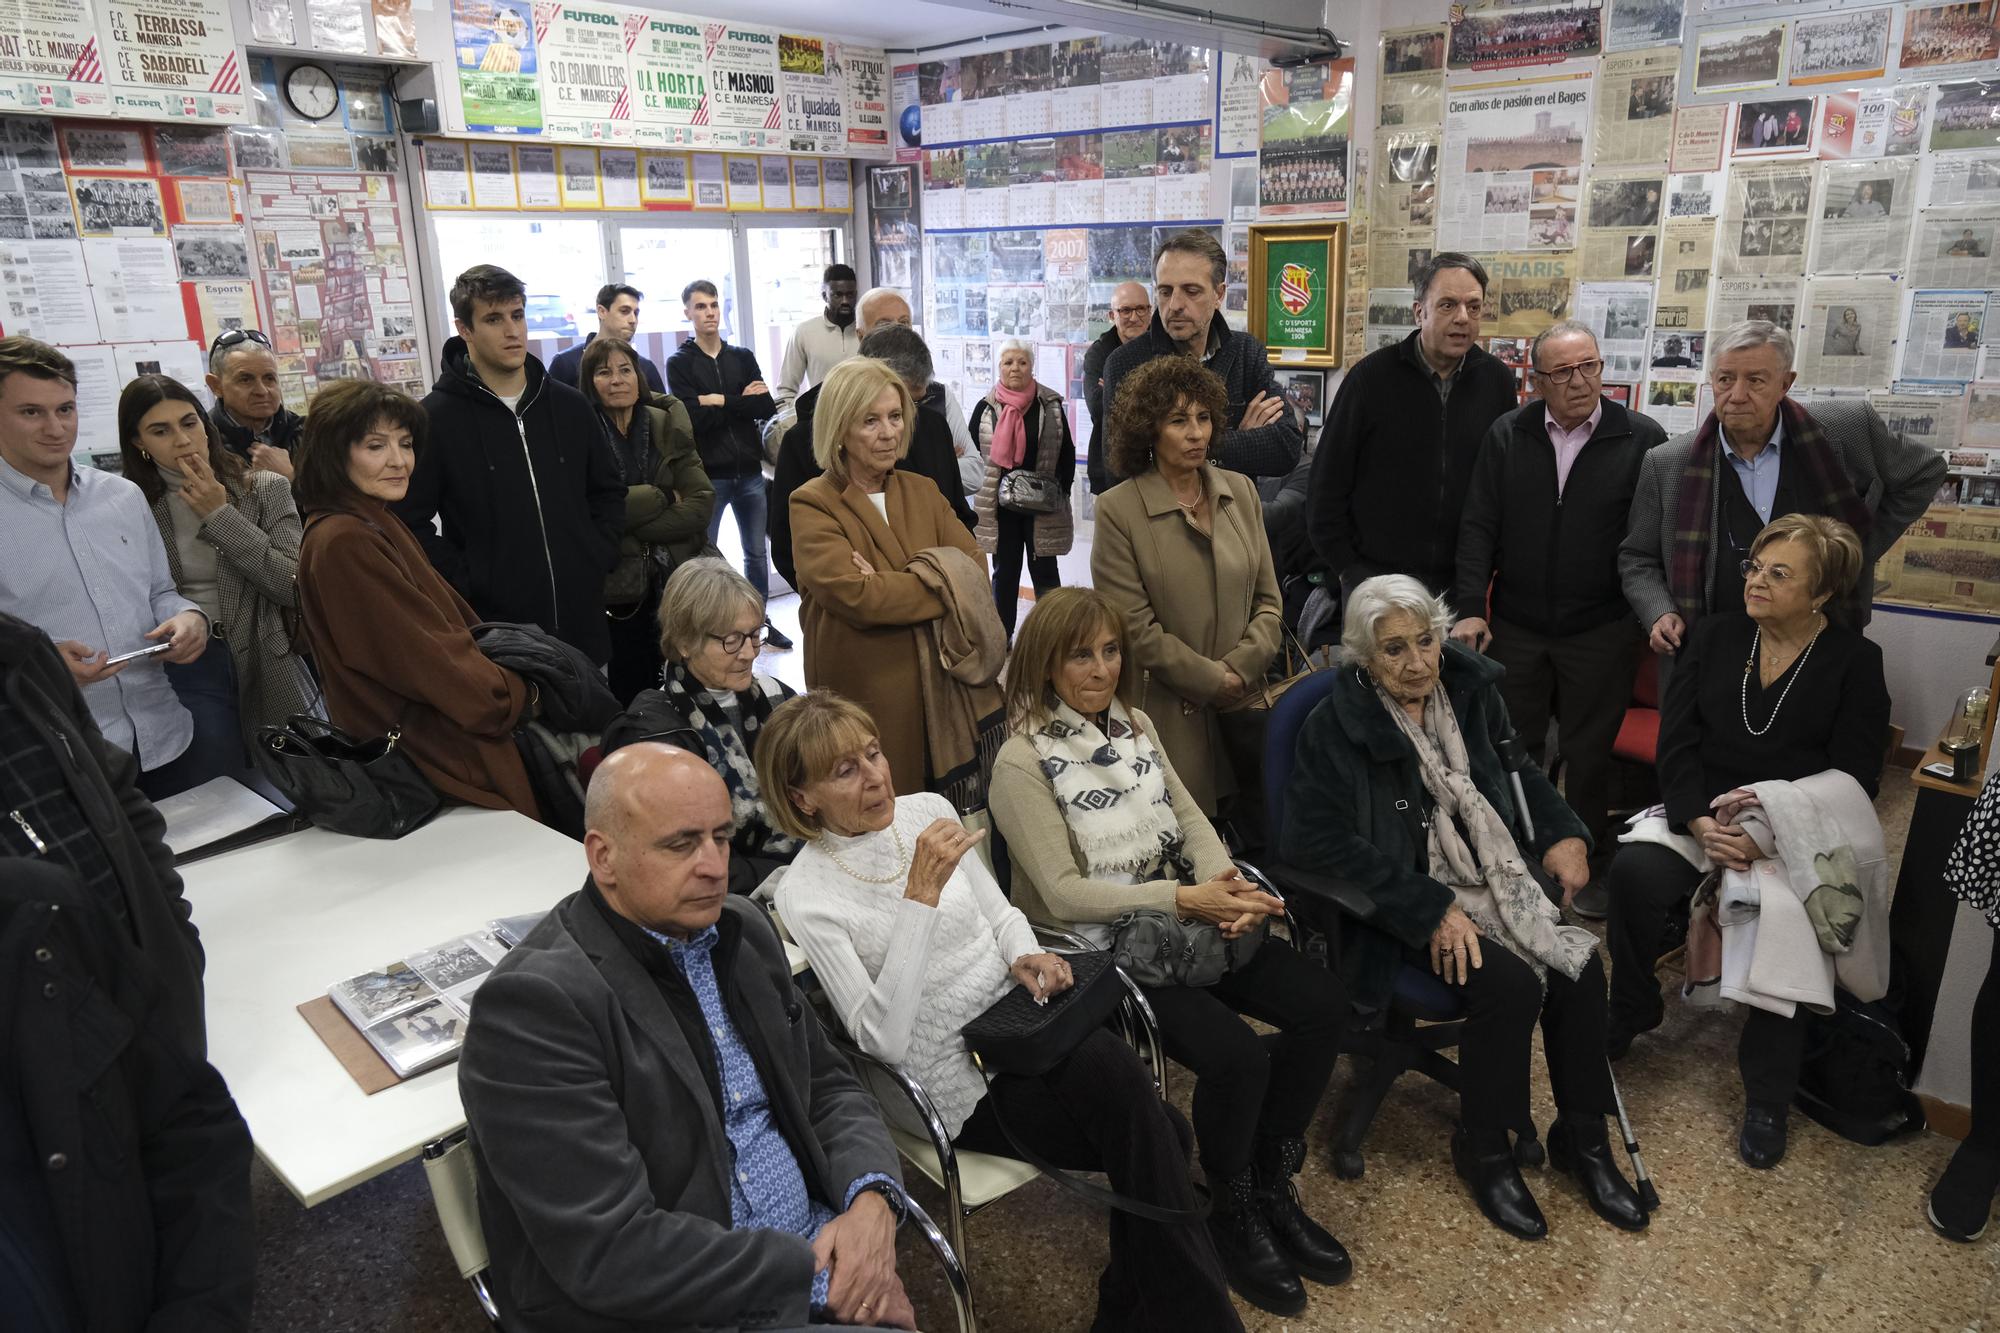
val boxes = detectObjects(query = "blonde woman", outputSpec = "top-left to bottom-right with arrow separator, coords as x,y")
789,356 -> 997,804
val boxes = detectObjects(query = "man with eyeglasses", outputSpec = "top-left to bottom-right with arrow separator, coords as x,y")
1619,318 -> 1945,690
1452,321 -> 1666,918
1080,281 -> 1151,495
204,328 -> 301,481
1309,252 -> 1518,596
853,287 -> 981,495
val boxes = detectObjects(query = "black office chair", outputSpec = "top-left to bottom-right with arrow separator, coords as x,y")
1242,667 -> 1543,1180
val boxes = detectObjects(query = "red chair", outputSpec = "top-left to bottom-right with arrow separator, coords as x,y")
1610,654 -> 1662,767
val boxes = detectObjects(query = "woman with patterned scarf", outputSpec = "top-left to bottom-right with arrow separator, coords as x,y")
989,588 -> 1350,1318
1281,575 -> 1648,1244
601,557 -> 799,895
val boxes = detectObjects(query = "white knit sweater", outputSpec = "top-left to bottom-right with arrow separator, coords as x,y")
776,792 -> 1041,1138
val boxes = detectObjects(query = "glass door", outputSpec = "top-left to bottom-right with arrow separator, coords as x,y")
617,224 -> 738,369
744,225 -> 845,381
430,216 -> 605,367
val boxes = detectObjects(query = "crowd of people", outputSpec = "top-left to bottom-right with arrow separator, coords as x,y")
2,231 -> 1993,1333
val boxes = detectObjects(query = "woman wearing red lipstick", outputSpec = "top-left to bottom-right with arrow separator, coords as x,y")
1605,513 -> 1888,1167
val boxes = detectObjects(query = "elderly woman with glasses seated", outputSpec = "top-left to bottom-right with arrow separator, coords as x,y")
1281,575 -> 1647,1242
602,557 -> 798,895
1605,514 -> 1889,1170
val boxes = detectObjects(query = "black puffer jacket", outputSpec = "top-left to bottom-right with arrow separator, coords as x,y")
473,621 -> 621,733
396,339 -> 624,664
0,615 -> 254,1331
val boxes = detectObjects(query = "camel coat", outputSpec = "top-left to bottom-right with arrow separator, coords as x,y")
1089,465 -> 1282,814
791,469 -> 992,796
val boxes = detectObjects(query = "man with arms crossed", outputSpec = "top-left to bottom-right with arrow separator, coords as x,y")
460,744 -> 915,1332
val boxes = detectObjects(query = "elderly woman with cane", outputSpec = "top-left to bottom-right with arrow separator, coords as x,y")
1281,574 -> 1650,1241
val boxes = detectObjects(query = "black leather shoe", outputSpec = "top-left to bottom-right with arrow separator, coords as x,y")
1254,1138 -> 1353,1286
1207,1170 -> 1306,1315
1548,1118 -> 1649,1232
1605,1008 -> 1662,1062
1927,1144 -> 1999,1243
762,621 -> 793,651
1738,1104 -> 1789,1169
1570,879 -> 1611,920
1452,1124 -> 1547,1241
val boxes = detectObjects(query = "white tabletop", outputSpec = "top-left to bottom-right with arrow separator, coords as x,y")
182,805 -> 811,1207
182,806 -> 585,1206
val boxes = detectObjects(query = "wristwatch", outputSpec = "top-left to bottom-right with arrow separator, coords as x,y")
855,1179 -> 906,1221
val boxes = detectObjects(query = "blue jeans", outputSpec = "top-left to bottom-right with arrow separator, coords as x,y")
137,640 -> 245,801
707,473 -> 769,599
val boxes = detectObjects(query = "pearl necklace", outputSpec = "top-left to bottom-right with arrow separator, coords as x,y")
823,825 -> 910,885
1740,622 -> 1824,738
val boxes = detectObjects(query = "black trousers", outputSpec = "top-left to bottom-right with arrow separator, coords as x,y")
1969,943 -> 2000,1153
605,583 -> 664,707
1418,941 -> 1617,1133
1606,841 -> 1809,1107
955,1029 -> 1239,1332
1488,615 -> 1640,849
991,505 -> 1060,637
1141,937 -> 1346,1180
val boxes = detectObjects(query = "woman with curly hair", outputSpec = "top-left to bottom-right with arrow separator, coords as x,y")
1090,356 -> 1282,816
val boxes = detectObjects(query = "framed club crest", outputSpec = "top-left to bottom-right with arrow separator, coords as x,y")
1248,222 -> 1345,367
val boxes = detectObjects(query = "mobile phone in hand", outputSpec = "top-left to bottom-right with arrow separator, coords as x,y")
104,641 -> 173,666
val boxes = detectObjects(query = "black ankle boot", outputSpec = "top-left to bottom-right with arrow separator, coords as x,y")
1206,1168 -> 1306,1315
1548,1117 -> 1648,1232
1451,1124 -> 1547,1240
1928,1142 -> 2000,1243
1253,1137 -> 1352,1286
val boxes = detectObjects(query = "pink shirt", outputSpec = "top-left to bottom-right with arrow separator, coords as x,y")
1545,402 -> 1603,497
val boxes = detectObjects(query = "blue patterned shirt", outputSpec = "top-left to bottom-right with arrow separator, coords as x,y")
650,923 -> 896,1312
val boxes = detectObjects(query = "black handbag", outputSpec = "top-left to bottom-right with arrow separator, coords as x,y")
962,948 -> 1124,1077
252,714 -> 442,839
961,950 -> 1208,1223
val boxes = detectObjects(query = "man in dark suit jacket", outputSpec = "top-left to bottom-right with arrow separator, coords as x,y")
459,744 -> 914,1333
768,325 -> 976,592
1450,322 -> 1666,911
547,283 -> 667,394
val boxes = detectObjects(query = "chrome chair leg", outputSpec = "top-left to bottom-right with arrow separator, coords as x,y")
903,1192 -> 978,1333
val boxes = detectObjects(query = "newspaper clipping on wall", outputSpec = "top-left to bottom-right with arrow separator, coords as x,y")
1607,0 -> 1684,53
1901,289 -> 1990,385
1370,230 -> 1437,290
1871,386 -> 1966,453
1478,251 -> 1575,338
1717,159 -> 1814,278
1363,286 -> 1416,355
1593,47 -> 1677,166
1911,210 -> 2000,288
1875,507 -> 2000,617
1927,151 -> 2000,208
1711,275 -> 1804,336
1810,158 -> 1916,274
1574,280 -> 1654,383
1439,77 -> 1593,252
1580,170 -> 1664,280
1655,216 -> 1717,330
1668,171 -> 1718,217
1373,134 -> 1439,230
1797,277 -> 1899,391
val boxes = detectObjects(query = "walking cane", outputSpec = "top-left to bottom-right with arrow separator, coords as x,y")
1495,726 -> 1661,1213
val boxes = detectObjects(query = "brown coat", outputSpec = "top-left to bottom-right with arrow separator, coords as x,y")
1089,466 -> 1282,814
791,470 -> 993,796
970,384 -> 1075,558
297,498 -> 538,818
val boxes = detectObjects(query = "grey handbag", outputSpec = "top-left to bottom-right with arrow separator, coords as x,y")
1109,909 -> 1268,988
997,468 -> 1065,514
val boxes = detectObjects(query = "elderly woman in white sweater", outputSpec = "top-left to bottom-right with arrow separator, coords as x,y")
763,690 -> 1241,1333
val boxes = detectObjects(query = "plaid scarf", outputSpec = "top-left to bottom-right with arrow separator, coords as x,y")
657,660 -> 801,860
1669,397 -> 1873,622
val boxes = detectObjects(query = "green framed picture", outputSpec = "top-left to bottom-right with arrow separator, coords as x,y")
1249,223 -> 1345,367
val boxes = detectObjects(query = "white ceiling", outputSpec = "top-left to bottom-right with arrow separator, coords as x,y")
630,0 -> 1017,48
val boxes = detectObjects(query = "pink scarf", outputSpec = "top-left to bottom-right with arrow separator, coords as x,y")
988,381 -> 1036,469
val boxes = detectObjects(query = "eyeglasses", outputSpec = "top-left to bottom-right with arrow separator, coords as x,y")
1111,305 -> 1150,318
708,628 -> 768,654
209,328 -> 272,354
1738,558 -> 1798,586
1536,358 -> 1603,385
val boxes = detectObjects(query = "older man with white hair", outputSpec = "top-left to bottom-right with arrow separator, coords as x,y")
1619,318 -> 1945,690
1453,320 -> 1666,917
855,287 -> 980,493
